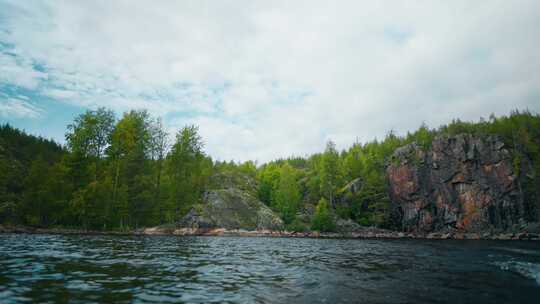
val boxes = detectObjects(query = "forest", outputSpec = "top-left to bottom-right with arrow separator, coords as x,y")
1,109 -> 539,231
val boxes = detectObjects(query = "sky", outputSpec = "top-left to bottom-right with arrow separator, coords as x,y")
1,1 -> 539,163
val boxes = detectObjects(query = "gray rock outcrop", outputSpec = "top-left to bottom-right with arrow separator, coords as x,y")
178,172 -> 284,230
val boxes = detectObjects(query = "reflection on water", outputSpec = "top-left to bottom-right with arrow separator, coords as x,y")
0,234 -> 539,303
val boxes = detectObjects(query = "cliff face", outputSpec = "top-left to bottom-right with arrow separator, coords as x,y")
387,134 -> 525,233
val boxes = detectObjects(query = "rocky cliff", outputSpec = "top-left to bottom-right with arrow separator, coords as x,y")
387,134 -> 526,233
178,172 -> 284,230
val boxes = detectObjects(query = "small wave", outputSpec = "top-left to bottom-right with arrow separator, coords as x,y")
493,247 -> 540,256
494,261 -> 540,286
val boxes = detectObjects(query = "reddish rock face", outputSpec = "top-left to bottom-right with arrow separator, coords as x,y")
388,164 -> 419,200
387,134 -> 524,233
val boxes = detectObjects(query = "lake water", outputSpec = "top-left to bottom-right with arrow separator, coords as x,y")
0,234 -> 539,303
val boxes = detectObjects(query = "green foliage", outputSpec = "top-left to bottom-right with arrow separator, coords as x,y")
1,109 -> 215,229
21,157 -> 50,226
237,161 -> 257,177
107,110 -> 153,228
167,125 -> 208,221
320,141 -> 341,204
405,123 -> 435,150
358,217 -> 371,226
66,107 -> 115,159
335,204 -> 351,219
257,163 -> 281,205
70,180 -> 113,229
273,163 -> 301,224
311,198 -> 335,232
342,143 -> 363,181
286,217 -> 309,232
149,118 -> 169,224
2,109 -> 540,230
0,124 -> 64,166
305,173 -> 322,203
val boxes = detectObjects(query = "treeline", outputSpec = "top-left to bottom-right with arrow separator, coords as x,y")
1,109 -> 213,230
253,110 -> 540,231
1,109 -> 539,231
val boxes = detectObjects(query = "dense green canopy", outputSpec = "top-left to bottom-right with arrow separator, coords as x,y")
1,109 -> 539,230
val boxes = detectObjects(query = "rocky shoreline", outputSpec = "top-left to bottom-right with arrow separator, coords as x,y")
1,224 -> 539,241
142,226 -> 540,240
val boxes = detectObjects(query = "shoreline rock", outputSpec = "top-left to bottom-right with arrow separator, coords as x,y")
1,224 -> 539,241
387,134 -> 526,233
178,172 -> 284,231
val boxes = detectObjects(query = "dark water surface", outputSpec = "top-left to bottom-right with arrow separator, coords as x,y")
0,234 -> 539,303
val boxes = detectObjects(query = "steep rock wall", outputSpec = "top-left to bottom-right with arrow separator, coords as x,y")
387,134 -> 525,233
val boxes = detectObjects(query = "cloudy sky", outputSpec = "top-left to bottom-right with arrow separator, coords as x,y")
1,1 -> 539,162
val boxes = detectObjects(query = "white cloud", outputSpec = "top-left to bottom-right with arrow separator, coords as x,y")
0,98 -> 43,118
0,0 -> 539,162
43,89 -> 79,100
0,52 -> 48,90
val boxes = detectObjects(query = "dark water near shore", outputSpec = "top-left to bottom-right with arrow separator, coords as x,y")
0,234 -> 539,303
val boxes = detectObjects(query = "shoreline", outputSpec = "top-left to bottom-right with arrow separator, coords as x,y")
1,224 -> 539,241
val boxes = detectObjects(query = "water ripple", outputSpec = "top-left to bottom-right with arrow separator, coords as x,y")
0,234 -> 539,303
